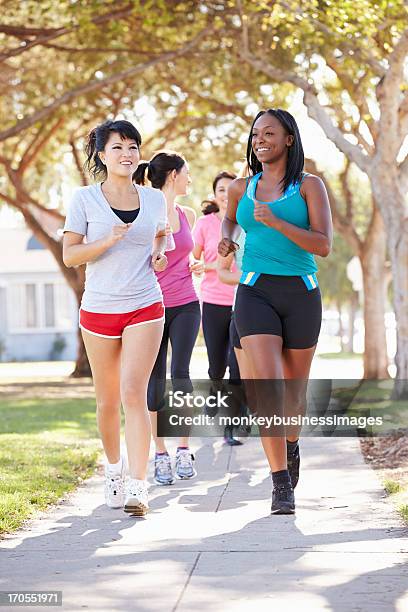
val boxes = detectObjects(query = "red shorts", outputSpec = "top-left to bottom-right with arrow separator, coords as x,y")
80,302 -> 164,338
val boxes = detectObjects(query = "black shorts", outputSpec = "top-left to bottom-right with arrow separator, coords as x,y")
234,274 -> 322,349
229,313 -> 242,350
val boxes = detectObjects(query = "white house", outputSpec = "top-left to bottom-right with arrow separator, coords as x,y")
0,227 -> 78,362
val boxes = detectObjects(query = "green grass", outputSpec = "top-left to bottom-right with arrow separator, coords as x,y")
384,479 -> 402,495
331,381 -> 408,434
0,398 -> 100,535
382,478 -> 408,524
400,504 -> 408,523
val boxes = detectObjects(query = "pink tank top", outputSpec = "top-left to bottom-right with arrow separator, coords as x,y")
156,206 -> 198,308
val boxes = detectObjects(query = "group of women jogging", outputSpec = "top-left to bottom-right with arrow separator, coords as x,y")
63,107 -> 332,517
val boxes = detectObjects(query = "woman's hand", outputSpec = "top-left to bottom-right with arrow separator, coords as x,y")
189,259 -> 205,276
152,251 -> 168,272
218,237 -> 239,257
253,200 -> 279,228
104,224 -> 131,248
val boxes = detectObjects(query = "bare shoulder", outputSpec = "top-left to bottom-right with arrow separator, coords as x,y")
302,174 -> 326,190
179,205 -> 196,228
228,177 -> 247,200
301,174 -> 327,198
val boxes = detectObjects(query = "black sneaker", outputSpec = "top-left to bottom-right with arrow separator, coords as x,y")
223,425 -> 243,446
271,483 -> 295,515
287,443 -> 300,489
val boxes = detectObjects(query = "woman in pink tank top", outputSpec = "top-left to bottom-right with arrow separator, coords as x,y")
192,172 -> 243,446
134,151 -> 203,485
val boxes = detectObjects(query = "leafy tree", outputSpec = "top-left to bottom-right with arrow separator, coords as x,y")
219,0 -> 407,395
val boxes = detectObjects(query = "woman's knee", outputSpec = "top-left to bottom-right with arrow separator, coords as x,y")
96,399 -> 121,416
121,380 -> 147,408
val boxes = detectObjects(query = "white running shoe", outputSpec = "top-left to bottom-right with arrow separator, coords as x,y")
104,458 -> 126,509
175,449 -> 197,480
124,478 -> 149,516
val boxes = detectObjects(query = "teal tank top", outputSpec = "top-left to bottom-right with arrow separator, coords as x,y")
236,172 -> 318,278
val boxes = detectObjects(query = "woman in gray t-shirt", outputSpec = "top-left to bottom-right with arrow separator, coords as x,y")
63,119 -> 168,516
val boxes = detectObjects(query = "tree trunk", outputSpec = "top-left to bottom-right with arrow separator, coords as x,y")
388,225 -> 408,399
71,327 -> 91,377
360,224 -> 389,379
347,291 -> 358,353
70,288 -> 91,378
336,302 -> 345,352
370,176 -> 408,398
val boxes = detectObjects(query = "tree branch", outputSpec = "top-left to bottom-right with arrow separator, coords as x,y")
0,5 -> 135,62
238,48 -> 371,172
0,26 -> 212,142
0,155 -> 64,220
70,139 -> 89,186
19,118 -> 65,173
340,159 -> 354,223
377,28 -> 408,155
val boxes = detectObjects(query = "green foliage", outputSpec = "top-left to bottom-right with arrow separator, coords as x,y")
318,231 -> 355,306
384,479 -> 401,495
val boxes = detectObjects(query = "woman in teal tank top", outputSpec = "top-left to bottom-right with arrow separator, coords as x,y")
218,108 -> 332,515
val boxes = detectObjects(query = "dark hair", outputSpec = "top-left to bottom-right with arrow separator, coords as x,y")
84,120 -> 142,180
133,150 -> 186,189
201,171 -> 236,215
246,108 -> 304,193
201,199 -> 219,215
212,171 -> 236,193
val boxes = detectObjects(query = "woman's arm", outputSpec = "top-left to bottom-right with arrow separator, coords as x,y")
151,230 -> 168,272
63,226 -> 130,267
219,178 -> 246,256
217,252 -> 241,285
254,175 -> 333,257
191,233 -> 217,271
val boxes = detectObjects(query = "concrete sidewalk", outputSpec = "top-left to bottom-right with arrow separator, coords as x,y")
1,436 -> 408,611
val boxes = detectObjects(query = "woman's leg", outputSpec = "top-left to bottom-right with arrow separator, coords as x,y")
281,345 -> 316,490
81,330 -> 122,463
121,320 -> 164,480
240,334 -> 287,472
148,320 -> 170,454
283,346 -> 316,442
168,301 -> 201,448
201,302 -> 232,380
235,348 -> 251,379
167,302 -> 200,479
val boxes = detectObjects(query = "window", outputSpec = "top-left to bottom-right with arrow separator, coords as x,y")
25,284 -> 37,327
44,284 -> 55,327
8,282 -> 74,331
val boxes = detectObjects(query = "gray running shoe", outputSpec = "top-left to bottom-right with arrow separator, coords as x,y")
154,453 -> 174,485
175,449 -> 197,480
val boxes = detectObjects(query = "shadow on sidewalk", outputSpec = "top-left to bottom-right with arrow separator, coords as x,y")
2,437 -> 408,612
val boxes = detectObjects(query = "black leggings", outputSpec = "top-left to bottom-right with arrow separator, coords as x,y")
148,300 -> 201,412
202,302 -> 240,382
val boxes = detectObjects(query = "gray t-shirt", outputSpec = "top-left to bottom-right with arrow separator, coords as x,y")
63,183 -> 167,313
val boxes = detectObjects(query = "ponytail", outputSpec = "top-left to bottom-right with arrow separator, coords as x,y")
133,161 -> 149,186
84,128 -> 106,180
134,150 -> 186,189
201,200 -> 219,215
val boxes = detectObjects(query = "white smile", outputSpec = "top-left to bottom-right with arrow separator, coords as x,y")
120,161 -> 132,165
256,148 -> 270,152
